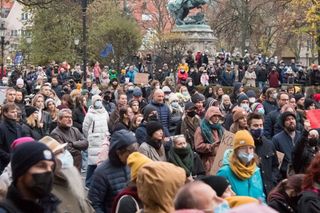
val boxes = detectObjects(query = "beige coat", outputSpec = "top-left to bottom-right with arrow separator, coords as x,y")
138,142 -> 167,162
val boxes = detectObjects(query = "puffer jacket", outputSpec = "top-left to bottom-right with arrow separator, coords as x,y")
82,106 -> 110,165
88,152 -> 130,213
217,150 -> 266,202
146,101 -> 171,131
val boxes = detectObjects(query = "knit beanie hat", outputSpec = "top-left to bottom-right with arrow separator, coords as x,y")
233,130 -> 255,150
127,152 -> 152,181
251,103 -> 262,112
92,95 -> 102,105
200,175 -> 230,197
237,94 -> 249,105
246,90 -> 256,98
142,105 -> 157,120
146,121 -> 163,137
25,105 -> 38,118
11,137 -> 35,150
280,111 -> 296,127
191,93 -> 205,104
45,98 -> 55,108
233,108 -> 248,122
16,78 -> 24,86
133,88 -> 142,97
11,142 -> 55,182
294,93 -> 304,102
162,86 -> 171,94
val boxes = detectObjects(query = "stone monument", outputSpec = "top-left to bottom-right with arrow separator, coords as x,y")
167,0 -> 216,53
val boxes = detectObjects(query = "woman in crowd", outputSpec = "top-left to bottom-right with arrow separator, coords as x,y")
176,85 -> 191,103
45,98 -> 59,131
219,94 -> 233,117
31,93 -> 52,136
217,130 -> 265,201
138,121 -> 167,161
82,95 -> 109,187
21,106 -> 44,140
73,95 -> 87,133
113,106 -> 134,132
297,153 -> 320,213
268,174 -> 305,213
129,100 -> 140,115
167,135 -> 205,179
131,114 -> 143,133
168,94 -> 183,135
229,108 -> 248,133
58,94 -> 74,110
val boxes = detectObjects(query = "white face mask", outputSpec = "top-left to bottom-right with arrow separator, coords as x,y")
249,97 -> 256,103
58,150 -> 74,169
155,85 -> 160,89
238,151 -> 254,165
188,82 -> 193,86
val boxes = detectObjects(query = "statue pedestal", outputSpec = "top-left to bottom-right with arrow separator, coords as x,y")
172,24 -> 217,53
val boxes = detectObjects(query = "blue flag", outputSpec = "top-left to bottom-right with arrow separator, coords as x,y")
100,43 -> 114,58
14,52 -> 23,65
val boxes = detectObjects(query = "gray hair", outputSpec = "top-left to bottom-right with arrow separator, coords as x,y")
58,108 -> 72,120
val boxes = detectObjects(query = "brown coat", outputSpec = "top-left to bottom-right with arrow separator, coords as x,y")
51,126 -> 88,170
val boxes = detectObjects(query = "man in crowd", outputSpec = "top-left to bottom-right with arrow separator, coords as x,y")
272,111 -> 301,179
0,142 -> 59,212
50,108 -> 88,171
4,88 -> 16,104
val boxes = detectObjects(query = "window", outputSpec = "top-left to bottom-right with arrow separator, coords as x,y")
11,30 -> 18,36
21,13 -> 29,21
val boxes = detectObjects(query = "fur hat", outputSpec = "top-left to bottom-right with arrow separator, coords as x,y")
233,108 -> 248,122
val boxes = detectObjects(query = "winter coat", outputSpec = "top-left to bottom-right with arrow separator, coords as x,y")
146,101 -> 171,130
200,73 -> 209,86
264,109 -> 281,139
243,70 -> 256,87
21,123 -> 44,140
272,130 -> 301,179
177,71 -> 188,84
254,136 -> 280,195
221,70 -> 235,86
262,100 -> 277,115
138,142 -> 167,161
217,152 -> 266,202
82,106 -> 109,165
268,193 -> 296,213
50,126 -> 88,171
103,100 -> 116,114
0,184 -> 60,213
268,71 -> 280,88
108,107 -> 120,133
297,190 -> 320,213
194,124 -> 234,174
72,106 -> 87,133
53,167 -> 95,213
88,158 -> 130,213
256,67 -> 268,82
38,110 -> 52,136
126,70 -> 137,83
180,116 -> 201,150
0,119 -> 24,173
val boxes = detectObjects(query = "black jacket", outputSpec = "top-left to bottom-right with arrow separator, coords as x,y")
255,136 -> 280,195
297,190 -> 320,213
0,119 -> 24,172
21,123 -> 44,140
0,184 -> 60,213
72,106 -> 87,133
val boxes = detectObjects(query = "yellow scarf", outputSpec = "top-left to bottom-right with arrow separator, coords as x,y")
229,155 -> 256,180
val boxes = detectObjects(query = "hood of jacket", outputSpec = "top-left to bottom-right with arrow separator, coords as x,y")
87,105 -> 107,114
136,161 -> 186,213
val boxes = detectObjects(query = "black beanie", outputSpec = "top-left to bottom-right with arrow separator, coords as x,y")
191,93 -> 205,104
11,142 -> 55,182
146,121 -> 163,137
281,111 -> 296,127
294,93 -> 304,102
200,175 -> 230,197
25,105 -> 38,118
304,98 -> 315,110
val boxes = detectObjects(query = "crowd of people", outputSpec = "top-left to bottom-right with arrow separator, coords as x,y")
0,50 -> 319,212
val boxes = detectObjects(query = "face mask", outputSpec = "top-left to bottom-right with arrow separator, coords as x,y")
214,202 -> 230,213
249,97 -> 256,103
94,100 -> 103,109
182,91 -> 189,96
148,114 -> 158,121
308,138 -> 319,147
238,152 -> 254,164
257,108 -> 265,115
155,85 -> 160,89
171,102 -> 180,108
30,172 -> 54,198
187,111 -> 196,118
58,150 -> 74,169
188,82 -> 193,86
250,128 -> 264,139
272,93 -> 278,100
240,103 -> 250,112
164,95 -> 169,100
223,103 -> 230,109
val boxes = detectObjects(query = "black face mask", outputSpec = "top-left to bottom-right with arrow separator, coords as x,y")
148,114 -> 159,122
187,111 -> 196,118
309,138 -> 319,147
29,172 -> 53,198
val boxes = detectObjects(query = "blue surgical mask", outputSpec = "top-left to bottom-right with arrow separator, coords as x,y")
240,103 -> 250,112
250,128 -> 264,139
94,100 -> 103,109
257,108 -> 265,115
238,152 -> 254,164
214,202 -> 230,213
171,102 -> 180,108
58,150 -> 74,169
